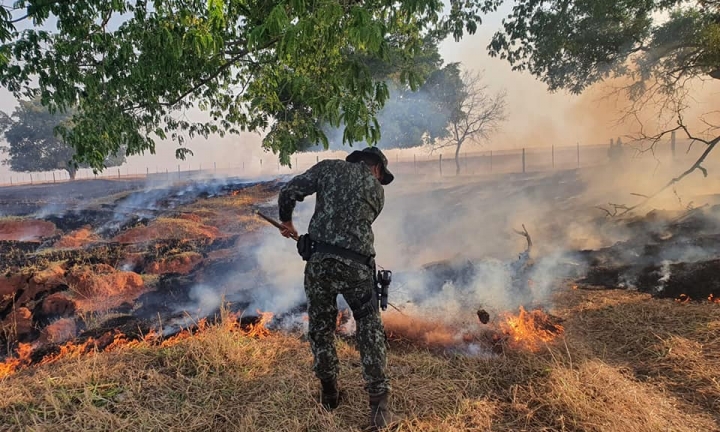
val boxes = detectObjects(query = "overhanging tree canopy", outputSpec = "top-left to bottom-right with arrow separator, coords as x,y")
280,33 -> 458,152
0,0 -> 502,170
487,0 -> 720,95
301,61 -> 467,152
485,0 -> 720,213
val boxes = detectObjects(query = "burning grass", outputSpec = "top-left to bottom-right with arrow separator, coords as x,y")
0,289 -> 718,431
381,312 -> 474,351
381,306 -> 565,355
498,306 -> 565,352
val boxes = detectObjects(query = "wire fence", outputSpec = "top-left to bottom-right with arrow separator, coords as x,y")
0,137 -> 704,187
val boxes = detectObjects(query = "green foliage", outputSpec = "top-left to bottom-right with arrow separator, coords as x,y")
0,97 -> 125,178
298,38 -> 464,151
487,0 -> 720,95
0,0 -> 501,170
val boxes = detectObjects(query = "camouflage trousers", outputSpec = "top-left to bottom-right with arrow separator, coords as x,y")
304,257 -> 390,397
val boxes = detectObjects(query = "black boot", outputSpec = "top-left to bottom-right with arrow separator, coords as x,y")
321,379 -> 341,410
369,392 -> 403,430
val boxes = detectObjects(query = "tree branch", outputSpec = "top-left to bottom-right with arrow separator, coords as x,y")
617,131 -> 720,216
513,224 -> 532,253
123,37 -> 279,113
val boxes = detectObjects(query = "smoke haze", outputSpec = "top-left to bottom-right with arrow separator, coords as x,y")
3,4 -> 720,350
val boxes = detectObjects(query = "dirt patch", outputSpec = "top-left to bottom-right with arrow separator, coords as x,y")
15,264 -> 67,306
0,219 -> 57,241
146,252 -> 204,275
39,292 -> 77,320
0,273 -> 24,299
54,226 -> 100,249
113,217 -> 221,244
0,265 -> 67,317
66,264 -> 145,311
0,307 -> 34,342
37,317 -> 77,344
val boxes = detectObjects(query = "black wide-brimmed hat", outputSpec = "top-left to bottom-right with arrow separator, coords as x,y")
346,146 -> 394,185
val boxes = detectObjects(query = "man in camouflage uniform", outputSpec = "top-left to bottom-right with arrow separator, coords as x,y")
277,146 -> 402,430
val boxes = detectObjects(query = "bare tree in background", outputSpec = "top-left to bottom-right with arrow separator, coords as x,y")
431,70 -> 507,175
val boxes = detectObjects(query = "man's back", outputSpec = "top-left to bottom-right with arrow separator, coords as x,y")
278,159 -> 384,258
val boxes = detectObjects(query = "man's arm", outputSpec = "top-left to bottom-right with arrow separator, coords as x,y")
278,161 -> 326,223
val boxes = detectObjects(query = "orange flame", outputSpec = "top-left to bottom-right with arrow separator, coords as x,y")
0,310 -> 279,380
0,343 -> 34,379
676,294 -> 691,303
336,309 -> 351,328
709,294 -> 720,304
242,310 -> 274,338
499,306 -> 564,352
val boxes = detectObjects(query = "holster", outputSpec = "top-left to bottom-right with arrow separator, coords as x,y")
296,234 -> 315,261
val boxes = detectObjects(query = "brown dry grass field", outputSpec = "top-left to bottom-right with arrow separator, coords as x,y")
1,287 -> 718,432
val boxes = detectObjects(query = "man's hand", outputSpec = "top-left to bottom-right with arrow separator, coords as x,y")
280,220 -> 299,240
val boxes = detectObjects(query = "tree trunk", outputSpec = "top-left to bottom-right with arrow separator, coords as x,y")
66,166 -> 77,180
455,143 -> 462,175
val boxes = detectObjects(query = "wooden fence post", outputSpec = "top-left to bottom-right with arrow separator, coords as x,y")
576,143 -> 580,167
671,130 -> 676,160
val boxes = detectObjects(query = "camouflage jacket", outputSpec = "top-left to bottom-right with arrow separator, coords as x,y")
278,159 -> 384,260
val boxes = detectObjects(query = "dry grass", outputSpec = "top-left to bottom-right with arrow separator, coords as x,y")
113,217 -> 221,244
54,226 -> 100,249
1,288 -> 718,431
183,184 -> 279,236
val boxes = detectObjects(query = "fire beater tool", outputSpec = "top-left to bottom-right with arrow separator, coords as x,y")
256,210 -> 395,312
256,209 -> 299,241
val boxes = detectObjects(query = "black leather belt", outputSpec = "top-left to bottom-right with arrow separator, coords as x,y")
312,241 -> 375,268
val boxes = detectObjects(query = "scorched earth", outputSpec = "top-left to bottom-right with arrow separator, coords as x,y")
0,169 -> 718,431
